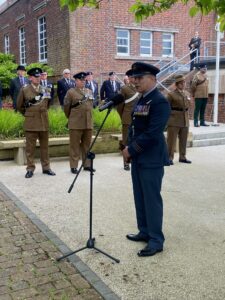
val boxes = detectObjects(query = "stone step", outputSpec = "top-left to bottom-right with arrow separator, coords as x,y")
192,137 -> 225,147
192,131 -> 225,140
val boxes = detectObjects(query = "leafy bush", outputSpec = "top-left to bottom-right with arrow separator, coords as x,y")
0,110 -> 24,139
0,107 -> 121,139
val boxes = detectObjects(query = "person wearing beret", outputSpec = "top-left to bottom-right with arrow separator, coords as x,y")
17,68 -> 56,178
9,65 -> 29,111
100,71 -> 121,103
85,71 -> 99,108
64,72 -> 94,174
188,31 -> 201,71
57,69 -> 75,107
191,64 -> 209,127
122,62 -> 171,257
166,75 -> 191,165
117,69 -> 140,171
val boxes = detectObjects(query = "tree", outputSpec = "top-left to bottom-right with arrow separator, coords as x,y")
59,0 -> 225,31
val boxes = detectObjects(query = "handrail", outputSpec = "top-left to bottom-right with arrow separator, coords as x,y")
157,49 -> 197,79
157,80 -> 170,92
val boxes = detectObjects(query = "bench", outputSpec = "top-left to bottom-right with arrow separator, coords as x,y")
0,137 -> 70,165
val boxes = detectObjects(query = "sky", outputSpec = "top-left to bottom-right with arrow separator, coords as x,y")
0,0 -> 6,4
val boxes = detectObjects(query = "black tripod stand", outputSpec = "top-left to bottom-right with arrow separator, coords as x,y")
57,108 -> 120,263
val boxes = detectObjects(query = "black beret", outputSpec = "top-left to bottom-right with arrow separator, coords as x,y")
109,71 -> 116,76
73,72 -> 87,79
86,71 -> 93,76
125,69 -> 133,77
131,62 -> 160,77
198,63 -> 207,69
17,65 -> 26,71
27,67 -> 42,77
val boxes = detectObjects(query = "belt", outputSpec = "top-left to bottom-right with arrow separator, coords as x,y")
171,107 -> 188,112
71,101 -> 81,109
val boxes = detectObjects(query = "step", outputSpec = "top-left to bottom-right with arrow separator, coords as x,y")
192,137 -> 225,147
192,131 -> 225,140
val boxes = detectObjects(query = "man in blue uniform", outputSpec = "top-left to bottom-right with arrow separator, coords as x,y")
122,62 -> 171,257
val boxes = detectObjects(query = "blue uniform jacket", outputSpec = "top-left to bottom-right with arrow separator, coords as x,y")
128,87 -> 171,168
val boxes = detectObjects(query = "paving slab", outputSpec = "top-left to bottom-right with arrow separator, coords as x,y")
1,144 -> 225,299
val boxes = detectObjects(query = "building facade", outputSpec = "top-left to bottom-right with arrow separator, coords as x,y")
0,0 -> 218,78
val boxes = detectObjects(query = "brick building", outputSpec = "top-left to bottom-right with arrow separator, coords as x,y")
0,0 -> 218,78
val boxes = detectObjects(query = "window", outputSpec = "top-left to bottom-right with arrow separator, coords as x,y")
116,29 -> 130,56
140,31 -> 152,56
38,16 -> 47,62
19,27 -> 26,65
162,33 -> 173,57
4,35 -> 10,54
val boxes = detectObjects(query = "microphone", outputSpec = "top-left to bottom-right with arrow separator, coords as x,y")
99,94 -> 125,112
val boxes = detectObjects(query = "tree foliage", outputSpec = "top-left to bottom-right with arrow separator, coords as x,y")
59,0 -> 225,31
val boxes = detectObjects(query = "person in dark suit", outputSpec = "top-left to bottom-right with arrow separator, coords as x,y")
17,68 -> 56,178
189,31 -> 201,71
9,65 -> 29,111
100,71 -> 121,102
85,71 -> 99,108
0,80 -> 2,109
166,75 -> 191,165
57,69 -> 75,107
122,62 -> 171,257
40,71 -> 54,105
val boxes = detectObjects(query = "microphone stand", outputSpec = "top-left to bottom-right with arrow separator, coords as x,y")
57,107 -> 120,263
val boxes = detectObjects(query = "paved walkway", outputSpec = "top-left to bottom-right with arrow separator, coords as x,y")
1,144 -> 225,299
0,188 -> 104,300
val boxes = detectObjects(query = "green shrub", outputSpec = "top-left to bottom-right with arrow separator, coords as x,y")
0,110 -> 24,139
93,108 -> 121,132
0,107 -> 122,139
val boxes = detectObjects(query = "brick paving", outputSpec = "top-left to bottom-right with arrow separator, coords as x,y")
0,190 -> 102,300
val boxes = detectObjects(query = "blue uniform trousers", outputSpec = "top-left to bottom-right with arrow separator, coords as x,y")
131,159 -> 165,249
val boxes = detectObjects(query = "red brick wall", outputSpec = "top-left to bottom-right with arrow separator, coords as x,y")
69,0 -> 217,79
0,0 -> 70,76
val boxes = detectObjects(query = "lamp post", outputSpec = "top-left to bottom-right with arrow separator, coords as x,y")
212,21 -> 221,126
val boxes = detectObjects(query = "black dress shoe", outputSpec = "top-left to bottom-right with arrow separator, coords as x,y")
83,167 -> 96,172
169,159 -> 174,165
126,233 -> 149,243
200,123 -> 209,126
71,168 -> 78,174
25,171 -> 33,178
138,246 -> 163,257
179,159 -> 192,164
43,169 -> 56,176
124,164 -> 130,171
194,124 -> 199,127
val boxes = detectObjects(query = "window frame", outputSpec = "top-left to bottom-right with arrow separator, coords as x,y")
38,15 -> 47,62
140,31 -> 152,57
162,32 -> 174,57
19,27 -> 26,65
116,29 -> 130,56
4,35 -> 10,54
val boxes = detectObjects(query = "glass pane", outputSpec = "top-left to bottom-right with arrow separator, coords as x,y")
163,49 -> 171,55
117,46 -> 128,53
141,40 -> 150,47
141,31 -> 150,39
117,30 -> 128,38
163,41 -> 171,48
140,47 -> 150,55
163,34 -> 171,40
118,39 -> 127,46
